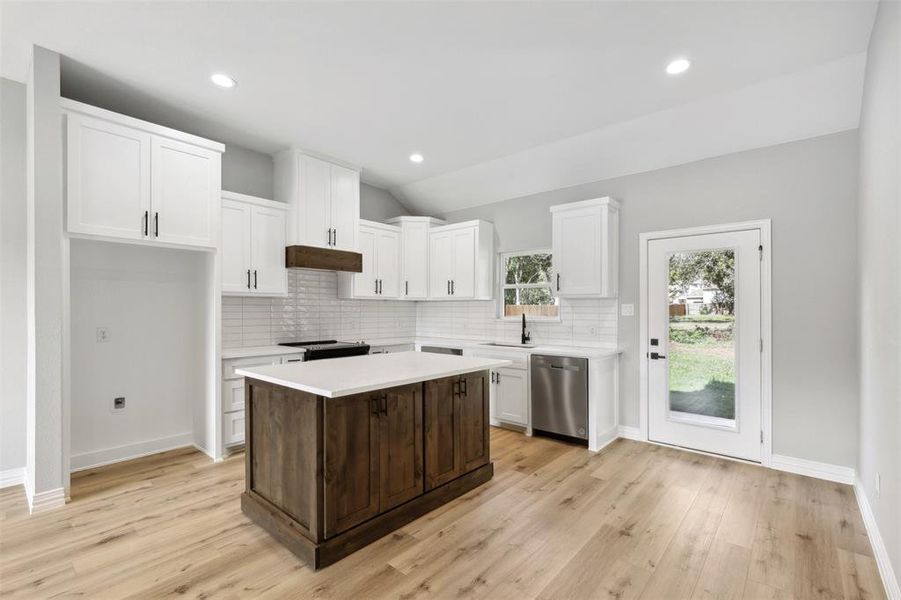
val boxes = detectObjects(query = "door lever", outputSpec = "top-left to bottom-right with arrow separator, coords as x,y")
650,352 -> 667,360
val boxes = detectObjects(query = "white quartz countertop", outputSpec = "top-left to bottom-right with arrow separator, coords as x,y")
221,345 -> 306,360
236,351 -> 511,398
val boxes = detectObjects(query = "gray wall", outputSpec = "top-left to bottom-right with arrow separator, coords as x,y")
1,77 -> 27,475
221,145 -> 274,199
360,183 -> 410,221
857,0 -> 900,580
442,130 -> 860,468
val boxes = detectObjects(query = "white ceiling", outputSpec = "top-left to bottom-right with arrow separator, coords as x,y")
1,1 -> 877,212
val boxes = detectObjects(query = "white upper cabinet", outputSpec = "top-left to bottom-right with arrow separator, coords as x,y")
221,191 -> 287,296
386,216 -> 446,299
62,99 -> 223,250
338,221 -> 400,299
551,197 -> 619,298
428,221 -> 495,300
275,151 -> 360,252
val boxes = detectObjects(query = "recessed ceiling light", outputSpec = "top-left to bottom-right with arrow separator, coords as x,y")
666,58 -> 691,75
409,153 -> 424,163
210,73 -> 236,88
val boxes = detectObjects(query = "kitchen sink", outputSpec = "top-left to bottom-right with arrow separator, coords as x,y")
480,342 -> 535,349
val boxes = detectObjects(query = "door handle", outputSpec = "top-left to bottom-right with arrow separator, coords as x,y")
143,210 -> 149,236
246,269 -> 251,289
254,270 -> 258,289
154,212 -> 159,237
650,352 -> 667,360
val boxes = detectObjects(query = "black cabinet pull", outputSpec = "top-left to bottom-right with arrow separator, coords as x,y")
370,397 -> 379,415
375,279 -> 379,294
451,280 -> 455,295
333,228 -> 337,247
380,394 -> 388,416
452,380 -> 460,397
143,210 -> 149,236
405,281 -> 409,296
254,270 -> 258,289
556,273 -> 560,291
460,377 -> 467,396
447,280 -> 451,295
247,269 -> 251,289
495,372 -> 500,384
154,212 -> 159,237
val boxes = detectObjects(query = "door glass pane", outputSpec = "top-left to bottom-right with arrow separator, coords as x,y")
668,249 -> 736,423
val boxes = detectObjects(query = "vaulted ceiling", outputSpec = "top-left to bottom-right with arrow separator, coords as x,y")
1,1 -> 877,213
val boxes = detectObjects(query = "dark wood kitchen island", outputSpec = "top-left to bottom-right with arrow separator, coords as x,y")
235,351 -> 510,569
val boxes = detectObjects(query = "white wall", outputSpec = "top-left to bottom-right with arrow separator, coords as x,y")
69,240 -> 205,470
857,0 -> 900,586
1,78 -> 27,478
441,131 -> 860,468
360,183 -> 410,221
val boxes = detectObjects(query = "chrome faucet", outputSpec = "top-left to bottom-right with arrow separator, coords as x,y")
521,314 -> 531,345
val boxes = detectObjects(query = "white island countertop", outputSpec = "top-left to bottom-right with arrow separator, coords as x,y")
236,351 -> 511,398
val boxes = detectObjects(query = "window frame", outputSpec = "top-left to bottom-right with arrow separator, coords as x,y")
497,249 -> 560,322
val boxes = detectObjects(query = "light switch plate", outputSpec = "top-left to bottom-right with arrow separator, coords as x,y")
621,304 -> 635,316
96,327 -> 111,343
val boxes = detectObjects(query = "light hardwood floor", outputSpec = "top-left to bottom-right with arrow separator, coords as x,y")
0,429 -> 885,599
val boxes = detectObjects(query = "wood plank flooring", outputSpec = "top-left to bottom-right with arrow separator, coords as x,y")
0,429 -> 885,599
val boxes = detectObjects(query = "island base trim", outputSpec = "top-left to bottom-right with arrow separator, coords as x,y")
242,462 -> 493,570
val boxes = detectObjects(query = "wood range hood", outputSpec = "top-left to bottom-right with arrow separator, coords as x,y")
285,245 -> 363,273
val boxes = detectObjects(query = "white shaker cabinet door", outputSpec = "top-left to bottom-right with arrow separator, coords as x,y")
553,206 -> 602,296
329,164 -> 360,251
451,227 -> 476,298
66,112 -> 151,241
429,231 -> 453,298
250,205 -> 287,295
299,154 -> 332,248
221,199 -> 252,293
494,368 -> 528,426
354,225 -> 379,297
376,228 -> 400,298
151,136 -> 219,248
401,222 -> 429,298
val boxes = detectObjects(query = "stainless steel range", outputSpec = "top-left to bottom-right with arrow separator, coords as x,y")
278,340 -> 370,361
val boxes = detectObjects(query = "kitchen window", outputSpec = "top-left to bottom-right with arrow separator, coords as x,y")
499,250 -> 559,320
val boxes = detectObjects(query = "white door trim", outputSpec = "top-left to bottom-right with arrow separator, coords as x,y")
639,219 -> 772,466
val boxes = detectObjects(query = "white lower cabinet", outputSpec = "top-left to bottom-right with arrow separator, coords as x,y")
491,367 -> 528,426
221,352 -> 302,447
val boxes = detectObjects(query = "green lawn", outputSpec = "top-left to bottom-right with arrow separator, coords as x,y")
667,318 -> 736,420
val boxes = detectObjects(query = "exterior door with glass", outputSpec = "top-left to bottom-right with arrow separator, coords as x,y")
647,229 -> 762,461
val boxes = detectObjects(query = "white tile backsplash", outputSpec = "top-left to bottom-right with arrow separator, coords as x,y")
223,270 -> 617,349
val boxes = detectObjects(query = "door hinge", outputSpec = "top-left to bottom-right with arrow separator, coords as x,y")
760,430 -> 764,444
760,338 -> 764,353
758,244 -> 763,261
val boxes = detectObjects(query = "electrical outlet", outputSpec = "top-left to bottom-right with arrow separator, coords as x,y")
876,472 -> 881,497
589,326 -> 598,336
621,303 -> 635,316
112,396 -> 126,411
96,327 -> 110,343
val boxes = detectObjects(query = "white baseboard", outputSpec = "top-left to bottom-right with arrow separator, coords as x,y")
70,432 -> 194,472
854,480 -> 900,600
0,467 -> 25,489
28,486 -> 66,514
617,425 -> 643,440
768,454 -> 855,485
590,425 -> 620,453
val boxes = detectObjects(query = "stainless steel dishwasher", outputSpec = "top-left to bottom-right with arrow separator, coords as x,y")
530,354 -> 589,441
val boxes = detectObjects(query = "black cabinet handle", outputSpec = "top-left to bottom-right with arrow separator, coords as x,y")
370,397 -> 379,415
452,380 -> 460,397
451,280 -> 455,295
154,212 -> 159,237
380,394 -> 388,416
375,279 -> 379,294
556,273 -> 560,291
460,377 -> 467,396
143,210 -> 149,236
254,270 -> 258,289
495,372 -> 500,384
247,269 -> 251,289
333,228 -> 337,247
405,281 -> 409,296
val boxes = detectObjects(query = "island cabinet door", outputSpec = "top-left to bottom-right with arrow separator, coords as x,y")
424,376 -> 463,490
460,372 -> 490,472
324,392 -> 381,538
379,383 -> 424,511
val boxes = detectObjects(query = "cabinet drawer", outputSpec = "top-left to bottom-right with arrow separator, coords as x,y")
223,355 -> 283,380
224,378 -> 245,413
224,410 -> 245,446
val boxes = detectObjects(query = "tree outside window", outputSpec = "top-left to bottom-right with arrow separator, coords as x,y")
501,251 -> 559,319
